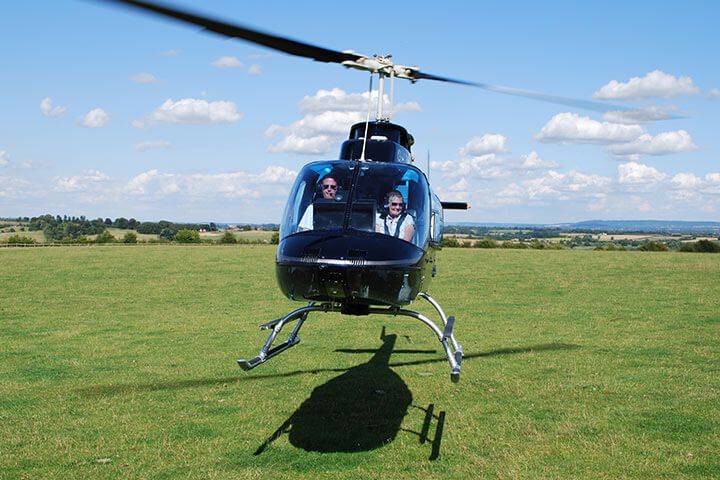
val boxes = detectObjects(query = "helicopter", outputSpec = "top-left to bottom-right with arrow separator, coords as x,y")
99,0 -> 648,382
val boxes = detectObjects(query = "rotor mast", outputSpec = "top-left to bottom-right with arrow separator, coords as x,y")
341,53 -> 419,123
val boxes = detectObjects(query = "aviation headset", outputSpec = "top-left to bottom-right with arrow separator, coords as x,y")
383,190 -> 406,212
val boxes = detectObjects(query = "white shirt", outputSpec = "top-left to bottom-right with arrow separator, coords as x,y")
376,213 -> 414,241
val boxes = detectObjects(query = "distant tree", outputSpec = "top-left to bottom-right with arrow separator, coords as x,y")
114,217 -> 129,229
122,231 -> 138,244
475,239 -> 498,248
159,228 -> 176,241
220,231 -> 238,244
128,218 -> 138,230
137,222 -> 161,234
270,231 -> 279,245
209,222 -> 218,231
5,235 -> 36,245
175,229 -> 200,243
639,241 -> 668,252
441,237 -> 460,248
95,230 -> 116,243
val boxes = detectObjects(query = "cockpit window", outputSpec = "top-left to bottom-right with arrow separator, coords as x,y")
280,160 -> 429,248
352,163 -> 429,247
280,161 -> 355,238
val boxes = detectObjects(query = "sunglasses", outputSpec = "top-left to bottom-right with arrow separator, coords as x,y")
322,184 -> 338,190
390,202 -> 404,207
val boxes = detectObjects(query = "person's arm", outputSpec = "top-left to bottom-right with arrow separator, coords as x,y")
401,217 -> 415,242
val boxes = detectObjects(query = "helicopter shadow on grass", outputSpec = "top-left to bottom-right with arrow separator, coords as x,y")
254,327 -> 415,455
252,333 -> 578,457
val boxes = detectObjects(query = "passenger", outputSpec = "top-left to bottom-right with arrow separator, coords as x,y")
376,190 -> 414,242
298,175 -> 338,231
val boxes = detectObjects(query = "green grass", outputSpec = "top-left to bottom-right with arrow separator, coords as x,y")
1,247 -> 719,479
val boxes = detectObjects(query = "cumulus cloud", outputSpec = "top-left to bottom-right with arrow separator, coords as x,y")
211,56 -> 243,68
266,88 -> 420,155
432,149 -> 559,180
134,98 -> 242,127
459,134 -> 508,156
161,49 -> 179,56
40,97 -> 66,117
617,162 -> 667,191
131,73 -> 158,84
608,130 -> 697,157
495,170 -> 612,204
54,170 -> 111,192
124,166 -> 296,198
535,112 -> 644,144
248,64 -> 262,75
135,140 -> 172,152
521,151 -> 559,170
0,150 -> 9,167
82,108 -> 110,128
435,178 -> 470,202
593,70 -> 699,100
710,88 -> 720,98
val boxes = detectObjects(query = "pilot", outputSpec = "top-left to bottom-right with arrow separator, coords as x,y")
298,175 -> 338,231
376,190 -> 414,242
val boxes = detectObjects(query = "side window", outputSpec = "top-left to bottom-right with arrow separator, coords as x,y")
431,193 -> 443,244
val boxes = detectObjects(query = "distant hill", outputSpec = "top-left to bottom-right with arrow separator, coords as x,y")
451,220 -> 720,234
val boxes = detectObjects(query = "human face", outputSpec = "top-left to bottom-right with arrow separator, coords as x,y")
321,178 -> 338,199
388,195 -> 404,218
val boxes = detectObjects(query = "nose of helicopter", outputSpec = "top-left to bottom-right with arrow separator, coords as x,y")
275,231 -> 430,307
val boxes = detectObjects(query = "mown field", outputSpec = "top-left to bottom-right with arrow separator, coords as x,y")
1,246 -> 719,479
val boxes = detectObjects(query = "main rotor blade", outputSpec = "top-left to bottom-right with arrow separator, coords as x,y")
100,0 -> 362,64
412,71 -> 675,117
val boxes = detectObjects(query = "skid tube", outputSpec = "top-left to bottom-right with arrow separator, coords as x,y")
237,293 -> 463,382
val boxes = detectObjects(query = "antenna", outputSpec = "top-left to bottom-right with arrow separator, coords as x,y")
359,73 -> 373,161
427,150 -> 430,180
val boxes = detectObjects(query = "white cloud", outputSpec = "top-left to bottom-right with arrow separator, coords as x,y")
0,175 -> 32,198
82,108 -> 110,128
710,88 -> 720,98
521,151 -> 559,170
535,112 -> 644,144
267,88 -> 420,155
436,178 -> 470,202
161,49 -> 179,56
617,161 -> 667,191
248,64 -> 262,75
608,130 -> 697,157
494,170 -> 611,203
671,172 -> 702,190
135,140 -> 172,152
134,98 -> 242,127
211,56 -> 243,68
459,134 -> 508,156
593,70 -> 699,100
40,97 -> 66,117
0,150 -> 9,167
131,73 -> 158,84
54,170 -> 111,192
298,88 -> 419,115
124,166 -> 296,198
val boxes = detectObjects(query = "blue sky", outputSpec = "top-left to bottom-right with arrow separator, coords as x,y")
1,0 -> 718,224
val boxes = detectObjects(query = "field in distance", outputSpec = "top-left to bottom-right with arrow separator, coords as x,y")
1,246 -> 718,478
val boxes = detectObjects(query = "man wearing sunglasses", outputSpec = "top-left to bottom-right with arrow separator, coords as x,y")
376,190 -> 415,242
298,175 -> 338,231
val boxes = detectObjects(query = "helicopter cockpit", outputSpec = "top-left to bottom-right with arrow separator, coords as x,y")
280,160 -> 430,248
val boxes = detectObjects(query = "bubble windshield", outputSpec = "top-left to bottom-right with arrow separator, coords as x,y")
280,161 -> 429,248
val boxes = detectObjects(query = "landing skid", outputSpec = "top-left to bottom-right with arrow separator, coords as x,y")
237,292 -> 464,382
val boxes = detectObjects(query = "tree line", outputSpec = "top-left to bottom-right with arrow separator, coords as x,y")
17,215 -> 218,241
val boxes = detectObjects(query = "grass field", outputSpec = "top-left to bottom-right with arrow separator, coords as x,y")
1,247 -> 719,479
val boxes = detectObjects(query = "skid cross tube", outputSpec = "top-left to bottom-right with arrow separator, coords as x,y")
238,294 -> 463,382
